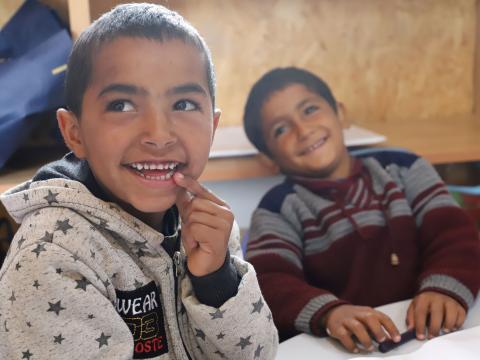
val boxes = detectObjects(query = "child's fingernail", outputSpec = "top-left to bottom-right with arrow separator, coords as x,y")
368,345 -> 374,352
378,337 -> 386,342
417,334 -> 425,340
394,335 -> 401,342
175,172 -> 184,179
443,328 -> 450,333
353,348 -> 359,353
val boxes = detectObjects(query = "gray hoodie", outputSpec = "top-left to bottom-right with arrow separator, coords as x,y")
0,160 -> 278,359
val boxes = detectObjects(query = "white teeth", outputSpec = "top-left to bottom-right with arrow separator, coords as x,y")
142,171 -> 175,181
131,162 -> 179,171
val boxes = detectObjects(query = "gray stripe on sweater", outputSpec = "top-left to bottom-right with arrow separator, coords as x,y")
420,274 -> 474,308
246,248 -> 303,269
303,209 -> 342,232
362,158 -> 400,195
350,178 -> 364,205
294,185 -> 335,215
415,194 -> 459,226
249,208 -> 303,250
403,158 -> 444,204
363,157 -> 456,226
294,294 -> 338,334
304,200 -> 412,255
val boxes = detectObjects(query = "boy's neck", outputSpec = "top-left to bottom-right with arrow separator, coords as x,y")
91,171 -> 166,231
291,156 -> 360,184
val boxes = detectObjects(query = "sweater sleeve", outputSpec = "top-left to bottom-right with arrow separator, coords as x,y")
180,256 -> 279,359
402,157 -> 480,309
187,220 -> 243,308
188,250 -> 240,308
246,207 -> 348,340
0,240 -> 134,359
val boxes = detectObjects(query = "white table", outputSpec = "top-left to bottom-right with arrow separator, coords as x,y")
277,297 -> 480,359
209,125 -> 386,158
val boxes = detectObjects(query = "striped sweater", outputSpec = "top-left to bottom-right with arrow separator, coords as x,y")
246,149 -> 480,341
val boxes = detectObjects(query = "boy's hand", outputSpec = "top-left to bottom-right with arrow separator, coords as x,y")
406,291 -> 466,340
323,304 -> 401,353
173,172 -> 234,277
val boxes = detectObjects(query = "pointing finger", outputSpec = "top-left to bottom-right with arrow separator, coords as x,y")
173,172 -> 226,206
175,188 -> 193,221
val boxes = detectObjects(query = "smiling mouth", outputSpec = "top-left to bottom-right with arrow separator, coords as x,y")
126,161 -> 183,181
299,137 -> 328,156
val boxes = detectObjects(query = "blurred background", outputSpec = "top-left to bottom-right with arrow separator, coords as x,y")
1,0 -> 479,263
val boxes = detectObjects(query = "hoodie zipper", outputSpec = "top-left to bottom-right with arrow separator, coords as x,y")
173,251 -> 183,277
173,250 -> 193,360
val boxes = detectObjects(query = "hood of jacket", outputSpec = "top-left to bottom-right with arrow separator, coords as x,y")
0,153 -> 171,251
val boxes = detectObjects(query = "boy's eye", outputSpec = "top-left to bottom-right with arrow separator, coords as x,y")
106,100 -> 135,112
304,104 -> 319,115
173,99 -> 199,112
273,125 -> 287,138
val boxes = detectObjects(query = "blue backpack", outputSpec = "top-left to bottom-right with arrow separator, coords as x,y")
0,0 -> 72,168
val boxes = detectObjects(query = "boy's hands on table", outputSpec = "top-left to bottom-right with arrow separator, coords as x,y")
174,172 -> 234,277
407,291 -> 466,340
323,304 -> 401,353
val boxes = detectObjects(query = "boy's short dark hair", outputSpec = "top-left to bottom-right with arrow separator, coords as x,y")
65,3 -> 216,116
243,67 -> 337,155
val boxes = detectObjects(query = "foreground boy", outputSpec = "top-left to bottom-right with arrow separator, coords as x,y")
0,4 -> 278,359
243,67 -> 480,353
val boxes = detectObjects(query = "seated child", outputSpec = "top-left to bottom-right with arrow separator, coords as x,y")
0,4 -> 278,359
243,66 -> 480,353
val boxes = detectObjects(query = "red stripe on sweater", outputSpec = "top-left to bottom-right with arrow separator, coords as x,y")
248,234 -> 302,257
411,182 -> 447,210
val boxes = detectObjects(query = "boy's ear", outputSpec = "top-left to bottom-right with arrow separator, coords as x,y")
211,108 -> 221,141
336,102 -> 351,129
258,152 -> 280,174
56,108 -> 87,159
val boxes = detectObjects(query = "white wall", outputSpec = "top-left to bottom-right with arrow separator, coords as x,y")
204,175 -> 284,230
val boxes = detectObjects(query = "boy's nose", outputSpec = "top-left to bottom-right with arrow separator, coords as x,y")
295,122 -> 314,141
140,111 -> 178,149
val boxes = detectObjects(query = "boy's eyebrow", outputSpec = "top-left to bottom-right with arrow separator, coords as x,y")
98,83 -> 148,98
295,98 -> 314,110
167,83 -> 208,97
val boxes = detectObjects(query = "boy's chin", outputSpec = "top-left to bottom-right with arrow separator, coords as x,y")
131,199 -> 177,214
286,165 -> 338,179
124,193 -> 178,216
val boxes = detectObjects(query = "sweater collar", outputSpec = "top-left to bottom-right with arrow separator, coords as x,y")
32,151 -> 179,238
288,157 -> 364,197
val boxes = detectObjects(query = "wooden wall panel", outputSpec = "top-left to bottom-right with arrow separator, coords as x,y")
49,0 -> 480,126
171,0 -> 476,126
0,0 -> 69,28
40,0 -> 69,23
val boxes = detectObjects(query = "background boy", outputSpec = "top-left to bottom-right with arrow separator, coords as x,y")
243,66 -> 480,353
0,4 -> 278,359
